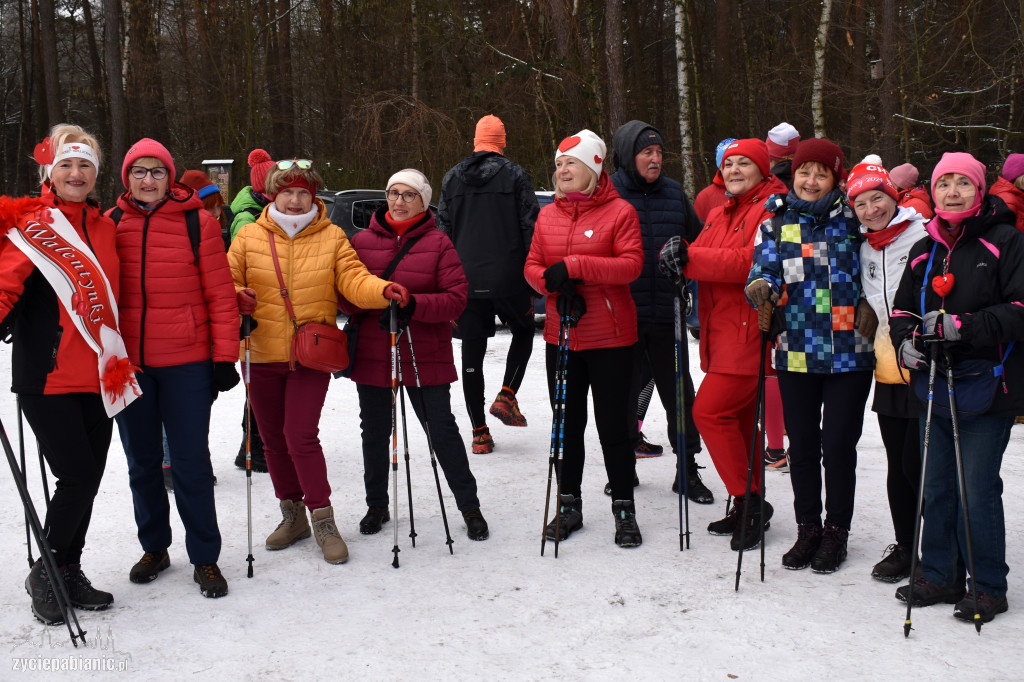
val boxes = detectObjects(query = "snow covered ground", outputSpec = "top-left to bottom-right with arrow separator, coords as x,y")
0,328 -> 1021,680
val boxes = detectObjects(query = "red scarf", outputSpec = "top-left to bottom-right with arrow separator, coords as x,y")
865,219 -> 911,251
384,211 -> 423,236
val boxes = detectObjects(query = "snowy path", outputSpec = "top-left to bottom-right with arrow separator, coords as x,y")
0,329 -> 1020,680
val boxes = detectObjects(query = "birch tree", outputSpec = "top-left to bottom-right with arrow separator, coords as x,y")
811,0 -> 834,137
675,0 -> 695,198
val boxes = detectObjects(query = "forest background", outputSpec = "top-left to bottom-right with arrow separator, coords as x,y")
1,0 -> 1022,204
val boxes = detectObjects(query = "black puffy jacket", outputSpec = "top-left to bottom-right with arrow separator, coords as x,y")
610,121 -> 701,324
436,151 -> 539,298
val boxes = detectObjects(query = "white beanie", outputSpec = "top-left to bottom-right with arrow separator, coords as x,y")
386,168 -> 431,207
555,129 -> 606,179
765,122 -> 800,158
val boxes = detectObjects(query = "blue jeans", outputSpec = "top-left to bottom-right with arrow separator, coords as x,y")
115,361 -> 221,565
919,413 -> 1012,598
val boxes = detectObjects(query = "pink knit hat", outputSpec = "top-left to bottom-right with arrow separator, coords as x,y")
931,152 -> 987,198
121,138 -> 175,189
1000,153 -> 1024,182
888,163 -> 919,190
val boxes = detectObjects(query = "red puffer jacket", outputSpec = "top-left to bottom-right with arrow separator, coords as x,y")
989,177 -> 1024,233
339,206 -> 467,388
898,186 -> 934,220
0,193 -> 120,394
524,171 -> 643,350
684,174 -> 787,375
111,185 -> 239,367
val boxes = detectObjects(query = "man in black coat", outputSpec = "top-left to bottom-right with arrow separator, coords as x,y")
437,115 -> 540,455
610,120 -> 713,503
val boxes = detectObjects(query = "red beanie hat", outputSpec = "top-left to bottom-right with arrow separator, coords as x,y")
720,139 -> 770,179
846,162 -> 898,201
248,149 -> 274,194
122,138 -> 175,189
792,138 -> 847,182
179,169 -> 220,199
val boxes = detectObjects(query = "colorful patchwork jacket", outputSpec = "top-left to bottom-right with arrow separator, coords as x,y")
746,190 -> 874,374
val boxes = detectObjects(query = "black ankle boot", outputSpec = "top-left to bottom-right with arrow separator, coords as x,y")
612,500 -> 642,547
25,560 -> 64,626
544,494 -> 583,540
63,564 -> 113,610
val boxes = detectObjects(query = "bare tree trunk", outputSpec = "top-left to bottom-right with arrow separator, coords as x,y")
712,0 -> 738,141
411,0 -> 419,102
605,0 -> 625,132
878,0 -> 901,163
811,0 -> 834,137
37,0 -> 61,125
18,0 -> 35,192
269,0 -> 296,153
81,1 -> 106,106
126,0 -> 170,143
546,0 -> 586,130
675,0 -> 695,198
103,0 -> 127,199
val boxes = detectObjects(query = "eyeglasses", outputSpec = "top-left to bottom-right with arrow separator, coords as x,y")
277,159 -> 312,170
129,166 -> 169,180
386,190 -> 420,203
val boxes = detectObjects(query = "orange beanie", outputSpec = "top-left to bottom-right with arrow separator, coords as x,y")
473,115 -> 506,154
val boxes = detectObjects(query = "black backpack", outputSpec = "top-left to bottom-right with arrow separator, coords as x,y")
109,206 -> 202,266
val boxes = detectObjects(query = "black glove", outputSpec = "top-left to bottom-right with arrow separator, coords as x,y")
658,236 -> 688,286
543,261 -> 574,296
213,361 -> 240,394
379,296 -> 417,332
556,293 -> 586,327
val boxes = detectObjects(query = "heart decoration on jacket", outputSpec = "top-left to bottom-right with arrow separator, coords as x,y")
558,136 -> 581,153
584,230 -> 594,238
932,273 -> 955,297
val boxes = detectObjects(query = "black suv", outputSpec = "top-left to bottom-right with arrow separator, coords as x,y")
318,189 -> 440,239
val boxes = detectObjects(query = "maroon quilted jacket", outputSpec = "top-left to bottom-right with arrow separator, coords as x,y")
339,206 -> 467,387
111,185 -> 239,367
524,171 -> 643,350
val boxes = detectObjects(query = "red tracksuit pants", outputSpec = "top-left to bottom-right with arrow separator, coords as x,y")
693,372 -> 762,497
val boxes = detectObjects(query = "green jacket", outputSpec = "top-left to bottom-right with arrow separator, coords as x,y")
229,186 -> 270,241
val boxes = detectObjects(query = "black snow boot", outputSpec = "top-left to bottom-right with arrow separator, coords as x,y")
729,493 -> 773,551
895,576 -> 965,606
612,500 -> 642,547
63,564 -> 113,610
953,591 -> 1009,624
871,543 -> 914,583
782,522 -> 822,570
463,508 -> 490,541
25,559 -> 64,626
811,521 -> 849,573
359,506 -> 390,535
544,494 -> 583,541
671,461 -> 715,504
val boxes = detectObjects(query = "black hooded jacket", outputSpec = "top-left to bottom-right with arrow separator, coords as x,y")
610,120 -> 701,324
436,151 -> 539,298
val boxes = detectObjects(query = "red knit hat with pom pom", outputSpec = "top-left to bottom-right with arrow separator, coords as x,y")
248,149 -> 274,193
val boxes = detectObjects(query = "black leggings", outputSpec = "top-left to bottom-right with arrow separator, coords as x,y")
546,343 -> 635,501
877,413 -> 921,547
461,332 -> 533,429
19,392 -> 111,566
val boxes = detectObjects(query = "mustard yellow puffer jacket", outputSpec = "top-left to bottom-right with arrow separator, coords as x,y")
228,199 -> 392,363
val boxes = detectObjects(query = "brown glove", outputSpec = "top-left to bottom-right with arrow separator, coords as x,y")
855,299 -> 878,339
746,279 -> 778,307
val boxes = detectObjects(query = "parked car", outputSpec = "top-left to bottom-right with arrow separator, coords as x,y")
317,189 -> 388,239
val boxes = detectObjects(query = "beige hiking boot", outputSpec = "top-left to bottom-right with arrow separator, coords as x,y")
311,506 -> 349,564
266,499 -> 311,550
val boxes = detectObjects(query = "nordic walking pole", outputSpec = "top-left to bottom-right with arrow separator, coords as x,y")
16,397 -> 33,567
541,313 -> 570,557
736,322 -> 770,591
943,345 -> 983,634
395,333 -> 418,549
388,301 -> 402,568
405,325 -> 454,554
905,340 -> 940,638
243,315 -> 255,578
0,413 -> 85,646
673,293 -> 690,550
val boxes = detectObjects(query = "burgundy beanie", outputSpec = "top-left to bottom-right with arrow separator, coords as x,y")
248,149 -> 274,194
888,163 -> 919,190
846,162 -> 899,201
1001,153 -> 1024,182
792,138 -> 847,181
122,138 -> 175,189
179,169 -> 220,199
720,138 -> 770,179
931,152 -> 987,198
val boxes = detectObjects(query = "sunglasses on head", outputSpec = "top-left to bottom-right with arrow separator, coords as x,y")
276,159 -> 312,170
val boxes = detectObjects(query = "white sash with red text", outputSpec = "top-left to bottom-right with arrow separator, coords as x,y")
6,207 -> 140,416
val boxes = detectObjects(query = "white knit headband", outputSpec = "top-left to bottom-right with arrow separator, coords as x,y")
46,143 -> 100,179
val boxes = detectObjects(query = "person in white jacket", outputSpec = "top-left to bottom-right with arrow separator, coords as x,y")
848,159 -> 928,583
